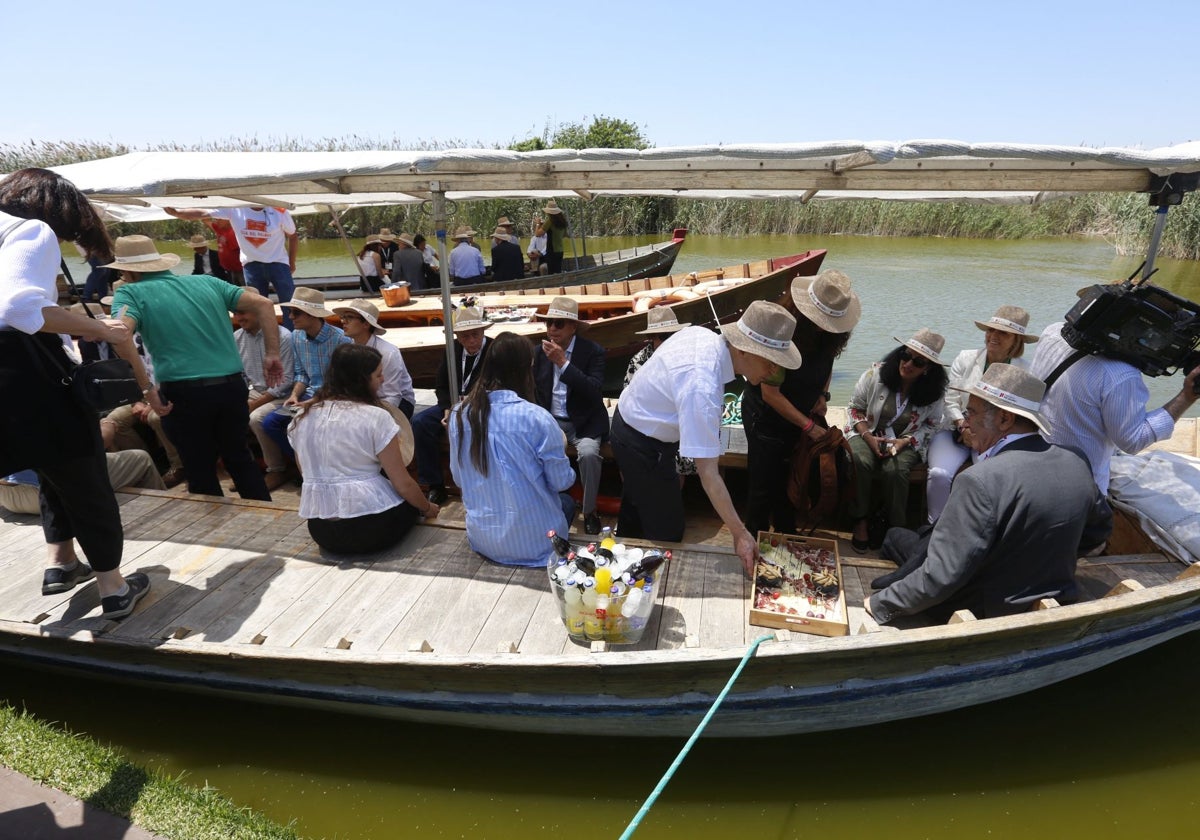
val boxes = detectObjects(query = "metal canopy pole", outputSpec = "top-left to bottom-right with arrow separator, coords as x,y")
327,206 -> 367,289
1142,173 -> 1200,281
432,183 -> 459,403
1142,205 -> 1170,281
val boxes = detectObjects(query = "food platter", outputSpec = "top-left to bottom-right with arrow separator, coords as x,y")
751,532 -> 848,637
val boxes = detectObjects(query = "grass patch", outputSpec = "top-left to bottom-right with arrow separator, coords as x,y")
0,703 -> 298,839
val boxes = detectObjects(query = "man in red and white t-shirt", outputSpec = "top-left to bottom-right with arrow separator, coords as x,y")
167,205 -> 299,328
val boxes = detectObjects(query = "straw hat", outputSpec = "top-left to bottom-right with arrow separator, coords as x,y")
635,307 -> 690,336
377,228 -> 398,242
397,232 -> 415,247
543,200 -> 563,215
280,287 -> 334,318
453,306 -> 489,332
720,301 -> 802,370
950,362 -> 1049,434
451,226 -> 476,241
102,235 -> 181,273
535,296 -> 581,322
974,305 -> 1038,343
496,216 -> 515,228
187,234 -> 213,249
363,234 -> 382,246
491,226 -> 511,242
333,300 -> 387,335
893,328 -> 947,366
791,269 -> 861,333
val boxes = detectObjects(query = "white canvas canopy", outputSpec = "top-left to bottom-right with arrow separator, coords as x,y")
46,139 -> 1200,222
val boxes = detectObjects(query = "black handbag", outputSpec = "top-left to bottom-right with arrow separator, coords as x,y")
49,259 -> 143,412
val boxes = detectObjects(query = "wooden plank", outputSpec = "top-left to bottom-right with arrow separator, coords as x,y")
297,526 -> 441,650
378,532 -> 485,652
1104,579 -> 1145,598
1116,563 -> 1181,588
1074,562 -> 1126,601
652,549 -> 706,650
468,566 -> 546,655
697,551 -> 748,650
518,586 -> 573,656
342,528 -> 470,652
420,554 -> 516,655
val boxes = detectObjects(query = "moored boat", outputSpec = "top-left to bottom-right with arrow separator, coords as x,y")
365,249 -> 826,391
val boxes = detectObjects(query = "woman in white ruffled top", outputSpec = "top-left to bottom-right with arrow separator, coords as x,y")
925,304 -> 1038,523
288,343 -> 438,553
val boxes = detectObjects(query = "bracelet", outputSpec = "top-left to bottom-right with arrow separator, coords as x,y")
801,416 -> 815,433
141,385 -> 155,395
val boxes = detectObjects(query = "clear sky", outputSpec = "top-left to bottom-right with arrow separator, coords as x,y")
6,0 -> 1198,152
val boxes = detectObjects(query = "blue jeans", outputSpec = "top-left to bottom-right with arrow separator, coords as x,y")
244,261 -> 295,329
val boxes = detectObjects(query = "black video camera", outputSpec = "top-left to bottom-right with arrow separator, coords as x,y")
1062,279 -> 1200,378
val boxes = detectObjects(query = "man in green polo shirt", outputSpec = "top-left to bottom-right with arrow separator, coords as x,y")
108,235 -> 282,500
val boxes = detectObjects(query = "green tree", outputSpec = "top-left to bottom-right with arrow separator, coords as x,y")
510,116 -> 651,151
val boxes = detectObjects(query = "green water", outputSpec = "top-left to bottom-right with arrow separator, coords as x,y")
30,233 -> 1200,837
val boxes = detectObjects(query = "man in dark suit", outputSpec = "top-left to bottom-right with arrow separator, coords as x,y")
188,234 -> 232,284
533,296 -> 608,534
412,307 -> 492,505
489,226 -> 525,284
866,364 -> 1112,625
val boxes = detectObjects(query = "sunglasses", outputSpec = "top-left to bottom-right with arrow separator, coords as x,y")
899,349 -> 930,369
545,318 -> 570,329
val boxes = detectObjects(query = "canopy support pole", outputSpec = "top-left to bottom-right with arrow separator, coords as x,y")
1143,172 -> 1200,281
1143,205 -> 1169,280
432,183 -> 459,403
326,206 -> 367,290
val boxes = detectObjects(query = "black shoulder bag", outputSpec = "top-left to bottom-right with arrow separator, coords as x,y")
47,259 -> 143,412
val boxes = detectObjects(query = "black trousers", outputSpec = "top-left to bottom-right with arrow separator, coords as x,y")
158,376 -> 270,501
744,421 -> 798,537
307,502 -> 420,554
37,448 -> 123,573
610,409 -> 685,541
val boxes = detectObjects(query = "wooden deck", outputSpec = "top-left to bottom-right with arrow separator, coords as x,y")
0,485 -> 1187,657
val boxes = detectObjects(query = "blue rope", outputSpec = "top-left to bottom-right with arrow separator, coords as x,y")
618,633 -> 775,839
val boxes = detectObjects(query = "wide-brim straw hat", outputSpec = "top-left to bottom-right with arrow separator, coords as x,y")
791,269 -> 861,333
333,300 -> 387,335
397,232 -> 415,247
363,234 -> 382,246
974,305 -> 1038,343
102,235 -> 181,273
635,307 -> 690,335
950,362 -> 1049,434
491,226 -> 511,241
187,234 -> 213,249
496,216 -> 515,227
377,228 -> 398,242
281,287 -> 334,318
543,200 -> 563,215
535,296 -> 581,323
452,226 -> 477,241
452,306 -> 489,332
721,300 -> 802,369
894,328 -> 947,366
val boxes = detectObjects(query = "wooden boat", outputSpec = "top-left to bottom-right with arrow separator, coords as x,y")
364,249 -> 827,391
292,230 -> 688,299
0,422 -> 1197,736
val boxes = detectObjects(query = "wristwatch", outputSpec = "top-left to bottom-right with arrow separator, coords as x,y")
821,390 -> 832,401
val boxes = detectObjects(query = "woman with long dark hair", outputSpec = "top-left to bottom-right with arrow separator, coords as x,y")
449,332 -> 576,566
356,235 -> 385,293
844,329 -> 949,552
288,343 -> 437,554
0,168 -> 149,618
741,270 -> 860,535
541,200 -> 569,275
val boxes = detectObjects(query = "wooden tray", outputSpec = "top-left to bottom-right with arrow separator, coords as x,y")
750,532 -> 848,637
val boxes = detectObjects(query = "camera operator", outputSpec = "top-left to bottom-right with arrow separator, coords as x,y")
1030,315 -> 1200,494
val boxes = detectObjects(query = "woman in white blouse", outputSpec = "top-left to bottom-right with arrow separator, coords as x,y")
288,344 -> 438,554
925,305 -> 1037,523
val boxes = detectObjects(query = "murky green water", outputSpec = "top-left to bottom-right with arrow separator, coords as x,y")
32,232 -> 1200,837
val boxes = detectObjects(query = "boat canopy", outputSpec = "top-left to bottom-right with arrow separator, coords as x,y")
45,140 -> 1200,222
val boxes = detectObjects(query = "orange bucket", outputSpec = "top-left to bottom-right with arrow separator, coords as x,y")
380,283 -> 411,307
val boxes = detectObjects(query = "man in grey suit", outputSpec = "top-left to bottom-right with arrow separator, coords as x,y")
865,363 -> 1111,625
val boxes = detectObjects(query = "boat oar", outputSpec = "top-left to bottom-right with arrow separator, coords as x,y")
618,633 -> 776,839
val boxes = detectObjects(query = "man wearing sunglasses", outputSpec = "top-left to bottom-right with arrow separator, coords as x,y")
533,297 -> 609,534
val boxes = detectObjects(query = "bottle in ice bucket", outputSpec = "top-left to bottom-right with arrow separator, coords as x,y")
626,549 -> 670,583
599,526 -> 616,552
547,529 -> 573,558
562,579 -> 586,636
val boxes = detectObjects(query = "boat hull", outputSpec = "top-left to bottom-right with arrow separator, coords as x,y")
3,578 -> 1197,737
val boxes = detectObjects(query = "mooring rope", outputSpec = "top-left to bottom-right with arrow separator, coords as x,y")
618,632 -> 776,839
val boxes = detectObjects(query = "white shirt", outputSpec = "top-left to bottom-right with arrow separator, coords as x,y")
1029,321 -> 1174,492
527,233 -> 547,257
367,334 -> 415,407
0,213 -> 60,334
234,324 -> 295,399
208,207 -> 296,266
550,335 -> 575,418
288,401 -> 404,519
617,326 -> 734,460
